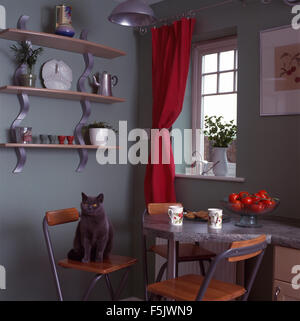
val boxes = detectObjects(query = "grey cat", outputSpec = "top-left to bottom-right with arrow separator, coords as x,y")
67,193 -> 113,263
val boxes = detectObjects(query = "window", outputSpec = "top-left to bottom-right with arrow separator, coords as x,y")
192,37 -> 238,176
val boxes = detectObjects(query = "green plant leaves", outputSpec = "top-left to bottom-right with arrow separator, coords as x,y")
204,115 -> 237,148
10,41 -> 43,73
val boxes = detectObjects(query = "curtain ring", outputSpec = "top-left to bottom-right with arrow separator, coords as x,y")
139,27 -> 148,35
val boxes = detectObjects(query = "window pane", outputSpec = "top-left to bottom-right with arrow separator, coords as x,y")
203,94 -> 237,125
219,50 -> 235,71
202,74 -> 217,95
219,72 -> 234,93
203,53 -> 218,73
235,71 -> 238,91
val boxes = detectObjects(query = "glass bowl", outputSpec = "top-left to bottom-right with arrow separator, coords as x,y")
220,198 -> 280,228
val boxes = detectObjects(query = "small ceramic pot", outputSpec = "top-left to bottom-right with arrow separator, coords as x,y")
89,128 -> 109,146
48,135 -> 58,144
58,136 -> 66,144
67,136 -> 74,145
40,135 -> 48,144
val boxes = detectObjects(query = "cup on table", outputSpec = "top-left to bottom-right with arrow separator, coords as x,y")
208,208 -> 223,229
168,205 -> 184,226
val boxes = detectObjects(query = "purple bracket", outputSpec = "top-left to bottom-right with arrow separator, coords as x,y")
75,29 -> 94,172
10,15 -> 30,173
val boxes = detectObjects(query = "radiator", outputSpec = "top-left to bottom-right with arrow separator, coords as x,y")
155,238 -> 237,283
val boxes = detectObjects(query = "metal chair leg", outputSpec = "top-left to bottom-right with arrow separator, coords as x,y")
105,274 -> 115,301
148,261 -> 168,301
155,261 -> 168,283
113,267 -> 130,301
199,260 -> 206,276
82,274 -> 103,301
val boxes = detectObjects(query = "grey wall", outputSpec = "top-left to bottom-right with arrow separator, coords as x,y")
134,0 -> 298,300
0,0 -> 138,300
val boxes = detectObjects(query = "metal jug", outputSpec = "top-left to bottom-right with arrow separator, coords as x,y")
92,71 -> 118,97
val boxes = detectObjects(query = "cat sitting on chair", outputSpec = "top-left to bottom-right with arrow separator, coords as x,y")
68,193 -> 113,263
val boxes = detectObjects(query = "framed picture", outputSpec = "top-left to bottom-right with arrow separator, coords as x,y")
260,25 -> 300,116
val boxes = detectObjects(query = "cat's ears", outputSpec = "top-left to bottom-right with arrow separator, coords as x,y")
82,192 -> 88,202
97,193 -> 104,203
81,192 -> 104,203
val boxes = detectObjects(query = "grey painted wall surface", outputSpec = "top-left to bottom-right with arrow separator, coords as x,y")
134,0 -> 298,300
0,0 -> 138,300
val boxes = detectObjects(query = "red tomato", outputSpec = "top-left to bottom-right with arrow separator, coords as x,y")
263,199 -> 276,208
229,193 -> 239,203
239,191 -> 250,199
251,194 -> 261,202
258,190 -> 269,199
230,200 -> 243,212
241,196 -> 253,207
250,202 -> 264,213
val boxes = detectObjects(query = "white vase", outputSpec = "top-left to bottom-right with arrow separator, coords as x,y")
89,128 -> 109,146
211,147 -> 228,176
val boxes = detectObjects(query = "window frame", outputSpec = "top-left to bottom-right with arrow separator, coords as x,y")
191,36 -> 238,164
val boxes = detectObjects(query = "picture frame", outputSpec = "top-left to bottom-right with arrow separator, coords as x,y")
260,25 -> 300,116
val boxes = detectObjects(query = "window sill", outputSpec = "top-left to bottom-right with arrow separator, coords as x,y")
175,174 -> 245,183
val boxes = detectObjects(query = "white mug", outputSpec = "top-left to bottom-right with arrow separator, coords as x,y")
168,206 -> 184,226
208,208 -> 223,229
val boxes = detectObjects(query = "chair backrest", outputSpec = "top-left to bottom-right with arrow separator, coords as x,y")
196,234 -> 267,301
228,235 -> 266,262
45,208 -> 79,226
147,203 -> 183,215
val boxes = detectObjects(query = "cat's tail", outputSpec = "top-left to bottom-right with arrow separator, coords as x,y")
67,249 -> 83,261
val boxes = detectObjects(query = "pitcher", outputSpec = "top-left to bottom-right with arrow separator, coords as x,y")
92,71 -> 118,96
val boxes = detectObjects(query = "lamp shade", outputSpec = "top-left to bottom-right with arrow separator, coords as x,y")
108,0 -> 157,27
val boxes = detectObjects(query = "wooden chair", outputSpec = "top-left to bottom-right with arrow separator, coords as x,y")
147,235 -> 267,301
43,208 -> 137,301
142,203 -> 216,300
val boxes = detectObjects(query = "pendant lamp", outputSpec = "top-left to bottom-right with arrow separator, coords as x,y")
108,0 -> 157,27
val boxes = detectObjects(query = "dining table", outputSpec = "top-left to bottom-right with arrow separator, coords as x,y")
143,213 -> 300,281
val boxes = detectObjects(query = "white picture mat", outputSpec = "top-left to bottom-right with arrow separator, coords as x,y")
260,25 -> 300,116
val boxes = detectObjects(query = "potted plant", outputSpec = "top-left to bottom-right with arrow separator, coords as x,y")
10,41 -> 43,87
83,122 -> 117,146
203,116 -> 237,176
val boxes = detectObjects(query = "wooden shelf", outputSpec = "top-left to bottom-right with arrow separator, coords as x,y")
0,28 -> 126,59
0,86 -> 125,104
0,143 -> 118,150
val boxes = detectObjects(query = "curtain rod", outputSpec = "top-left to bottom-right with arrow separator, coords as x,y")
138,0 -> 237,34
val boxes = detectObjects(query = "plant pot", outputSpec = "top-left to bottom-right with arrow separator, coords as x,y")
211,147 -> 228,176
89,128 -> 109,147
19,73 -> 36,87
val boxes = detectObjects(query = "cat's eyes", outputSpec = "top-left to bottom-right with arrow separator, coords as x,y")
92,203 -> 97,208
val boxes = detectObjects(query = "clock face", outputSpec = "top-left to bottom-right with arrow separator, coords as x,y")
42,59 -> 73,90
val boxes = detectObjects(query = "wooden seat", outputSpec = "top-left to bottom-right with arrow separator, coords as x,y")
147,235 -> 267,301
58,255 -> 137,274
147,274 -> 246,301
149,244 -> 215,262
43,207 -> 137,301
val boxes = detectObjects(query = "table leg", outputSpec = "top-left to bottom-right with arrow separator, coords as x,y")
167,239 -> 176,279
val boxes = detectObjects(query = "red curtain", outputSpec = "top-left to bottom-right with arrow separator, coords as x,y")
144,18 -> 195,205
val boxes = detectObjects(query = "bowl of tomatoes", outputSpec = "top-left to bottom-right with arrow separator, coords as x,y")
220,190 -> 279,228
